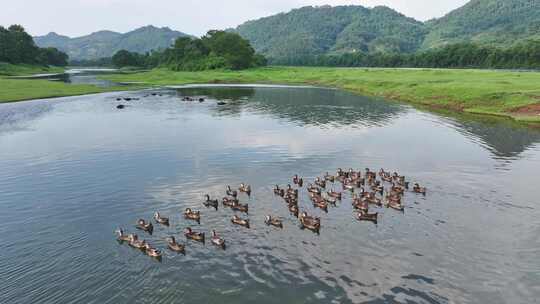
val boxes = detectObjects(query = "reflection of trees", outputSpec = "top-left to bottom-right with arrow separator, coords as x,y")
434,109 -> 540,158
175,87 -> 255,101
176,86 -> 540,158
177,86 -> 405,128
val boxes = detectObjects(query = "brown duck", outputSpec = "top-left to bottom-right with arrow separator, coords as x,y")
265,215 -> 283,228
136,219 -> 153,234
231,215 -> 250,228
167,236 -> 185,253
184,227 -> 205,242
299,212 -> 320,233
184,208 -> 201,223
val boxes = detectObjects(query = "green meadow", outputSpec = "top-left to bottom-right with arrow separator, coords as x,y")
0,64 -> 134,103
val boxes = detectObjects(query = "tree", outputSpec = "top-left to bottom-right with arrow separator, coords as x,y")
0,24 -> 69,65
112,50 -> 145,67
202,30 -> 256,70
38,47 -> 68,66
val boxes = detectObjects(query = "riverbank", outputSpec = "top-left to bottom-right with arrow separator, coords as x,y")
0,63 -> 65,76
0,78 -> 129,103
102,67 -> 540,123
0,64 -> 139,103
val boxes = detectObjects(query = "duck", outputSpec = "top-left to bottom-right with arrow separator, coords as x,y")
312,199 -> 329,213
352,199 -> 369,213
327,189 -> 342,200
371,181 -> 384,194
284,195 -> 298,205
342,181 -> 355,192
284,188 -> 298,200
153,212 -> 169,226
273,185 -> 285,197
299,212 -> 321,233
288,203 -> 299,217
115,228 -> 134,242
323,195 -> 337,205
365,192 -> 382,206
265,215 -> 283,228
166,236 -> 186,253
136,219 -> 153,234
386,200 -> 405,212
391,183 -> 405,195
226,185 -> 238,198
286,184 -> 298,196
349,168 -> 361,180
128,234 -> 147,249
307,183 -> 321,195
413,183 -> 426,195
231,202 -> 249,214
392,172 -> 404,181
222,196 -> 239,207
203,194 -> 219,210
211,230 -> 226,249
386,193 -> 402,204
365,168 -> 376,180
293,175 -> 304,187
144,243 -> 163,258
231,215 -> 250,228
336,168 -> 345,177
355,211 -> 378,224
239,183 -> 251,196
324,172 -> 335,182
184,208 -> 201,223
315,177 -> 326,188
184,227 -> 205,242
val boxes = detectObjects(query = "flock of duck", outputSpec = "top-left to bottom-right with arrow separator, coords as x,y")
115,168 -> 426,260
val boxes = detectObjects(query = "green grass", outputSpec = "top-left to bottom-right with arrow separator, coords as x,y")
0,78 -> 135,103
0,63 -> 65,76
0,63 -> 145,103
103,66 -> 540,123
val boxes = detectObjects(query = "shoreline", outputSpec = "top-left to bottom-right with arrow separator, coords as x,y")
1,66 -> 539,125
101,67 -> 540,124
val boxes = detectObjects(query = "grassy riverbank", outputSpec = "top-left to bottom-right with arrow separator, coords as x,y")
0,63 -> 65,76
103,66 -> 540,123
0,78 -> 121,103
0,64 -> 135,103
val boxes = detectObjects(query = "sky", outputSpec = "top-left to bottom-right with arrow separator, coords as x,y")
0,0 -> 470,37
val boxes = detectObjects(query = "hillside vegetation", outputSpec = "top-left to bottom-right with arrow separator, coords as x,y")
424,0 -> 540,48
235,5 -> 426,62
234,0 -> 540,63
34,26 -> 190,61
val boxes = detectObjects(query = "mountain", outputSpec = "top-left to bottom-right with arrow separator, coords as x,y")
423,0 -> 540,49
34,26 -> 191,60
234,1 -> 540,62
234,5 -> 427,62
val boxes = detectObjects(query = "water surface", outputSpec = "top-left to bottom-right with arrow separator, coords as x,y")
0,86 -> 539,304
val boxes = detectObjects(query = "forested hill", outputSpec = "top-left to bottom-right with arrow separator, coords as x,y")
234,5 -> 427,62
235,1 -> 540,63
34,26 -> 191,61
423,0 -> 540,48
